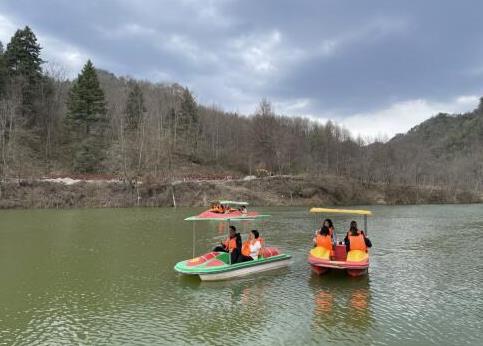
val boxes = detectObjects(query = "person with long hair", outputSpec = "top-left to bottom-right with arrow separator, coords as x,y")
313,223 -> 334,257
314,219 -> 335,245
344,220 -> 372,253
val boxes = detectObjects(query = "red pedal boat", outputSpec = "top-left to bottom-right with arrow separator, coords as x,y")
308,208 -> 372,277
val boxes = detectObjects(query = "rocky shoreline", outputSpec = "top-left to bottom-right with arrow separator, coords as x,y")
0,175 -> 480,209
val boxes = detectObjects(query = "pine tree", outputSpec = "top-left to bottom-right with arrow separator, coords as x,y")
178,88 -> 198,133
124,82 -> 146,130
66,60 -> 108,172
477,97 -> 483,114
0,41 -> 7,96
4,26 -> 43,123
67,60 -> 107,132
178,88 -> 200,155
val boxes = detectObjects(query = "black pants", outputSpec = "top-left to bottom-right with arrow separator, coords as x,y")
213,247 -> 247,264
230,248 -> 241,264
239,254 -> 253,262
213,245 -> 228,252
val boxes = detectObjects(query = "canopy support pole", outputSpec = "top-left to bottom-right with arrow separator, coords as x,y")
364,215 -> 368,235
192,222 -> 196,258
227,219 -> 231,265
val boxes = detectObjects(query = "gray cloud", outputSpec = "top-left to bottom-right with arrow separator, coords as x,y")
0,0 -> 482,136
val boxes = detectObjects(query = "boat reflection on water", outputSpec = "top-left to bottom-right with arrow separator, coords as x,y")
309,274 -> 372,334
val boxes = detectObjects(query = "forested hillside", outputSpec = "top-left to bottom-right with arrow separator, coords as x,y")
0,26 -> 481,205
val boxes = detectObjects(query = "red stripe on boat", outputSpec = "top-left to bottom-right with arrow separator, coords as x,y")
260,247 -> 280,258
205,259 -> 225,267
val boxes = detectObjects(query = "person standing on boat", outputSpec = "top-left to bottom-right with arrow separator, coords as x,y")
239,230 -> 262,262
344,221 -> 372,253
213,226 -> 242,262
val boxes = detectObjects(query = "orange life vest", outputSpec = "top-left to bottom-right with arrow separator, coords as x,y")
241,241 -> 252,257
316,234 -> 333,251
348,233 -> 367,252
210,205 -> 223,213
224,237 -> 237,251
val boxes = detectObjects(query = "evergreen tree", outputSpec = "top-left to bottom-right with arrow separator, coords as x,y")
178,88 -> 200,155
67,60 -> 107,134
4,26 -> 43,123
0,41 -> 7,96
477,97 -> 483,114
66,60 -> 107,172
124,82 -> 146,130
178,88 -> 198,133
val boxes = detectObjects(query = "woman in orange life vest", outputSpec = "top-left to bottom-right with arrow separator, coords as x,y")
239,230 -> 263,262
213,225 -> 242,262
344,221 -> 372,253
313,223 -> 334,257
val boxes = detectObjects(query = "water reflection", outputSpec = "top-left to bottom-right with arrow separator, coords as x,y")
309,274 -> 372,335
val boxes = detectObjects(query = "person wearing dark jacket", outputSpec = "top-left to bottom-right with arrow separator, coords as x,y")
212,225 -> 242,264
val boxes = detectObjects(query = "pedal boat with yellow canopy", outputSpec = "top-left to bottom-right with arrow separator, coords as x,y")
308,208 -> 372,277
174,205 -> 291,281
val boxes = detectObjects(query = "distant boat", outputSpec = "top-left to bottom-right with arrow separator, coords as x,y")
186,200 -> 260,220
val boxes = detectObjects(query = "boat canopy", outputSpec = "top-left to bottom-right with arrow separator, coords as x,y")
309,208 -> 372,216
184,214 -> 270,221
211,200 -> 249,206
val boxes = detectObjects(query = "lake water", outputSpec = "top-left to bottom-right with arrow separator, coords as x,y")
0,205 -> 482,345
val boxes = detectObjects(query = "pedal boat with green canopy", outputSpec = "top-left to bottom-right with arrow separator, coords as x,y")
174,205 -> 291,281
308,208 -> 372,277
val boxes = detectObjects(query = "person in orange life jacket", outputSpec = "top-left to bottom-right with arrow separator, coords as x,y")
239,230 -> 262,262
210,202 -> 223,213
313,219 -> 335,245
344,221 -> 372,253
213,225 -> 242,258
313,224 -> 334,257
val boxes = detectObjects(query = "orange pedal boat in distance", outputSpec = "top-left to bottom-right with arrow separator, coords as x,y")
307,208 -> 372,277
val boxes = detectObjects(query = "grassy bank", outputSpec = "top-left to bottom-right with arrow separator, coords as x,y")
0,176 -> 480,209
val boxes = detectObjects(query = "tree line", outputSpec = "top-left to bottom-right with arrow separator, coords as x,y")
0,26 -> 481,195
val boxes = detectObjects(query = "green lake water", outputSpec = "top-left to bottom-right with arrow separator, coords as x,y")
1,205 -> 482,345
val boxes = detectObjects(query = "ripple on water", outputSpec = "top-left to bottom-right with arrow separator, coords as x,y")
0,205 -> 482,345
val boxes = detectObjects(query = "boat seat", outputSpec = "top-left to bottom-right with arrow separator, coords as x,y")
259,247 -> 280,258
346,250 -> 368,262
187,252 -> 220,266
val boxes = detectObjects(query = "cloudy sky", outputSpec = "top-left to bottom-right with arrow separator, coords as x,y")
1,0 -> 482,139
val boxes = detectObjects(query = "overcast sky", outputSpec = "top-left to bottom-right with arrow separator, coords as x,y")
1,0 -> 482,139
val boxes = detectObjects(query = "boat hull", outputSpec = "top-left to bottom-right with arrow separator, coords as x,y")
175,249 -> 291,281
199,258 -> 290,281
308,246 -> 369,277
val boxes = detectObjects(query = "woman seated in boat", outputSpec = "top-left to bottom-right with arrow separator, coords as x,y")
213,225 -> 242,262
239,205 -> 248,214
321,218 -> 335,244
313,224 -> 334,258
239,230 -> 262,262
344,221 -> 372,253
